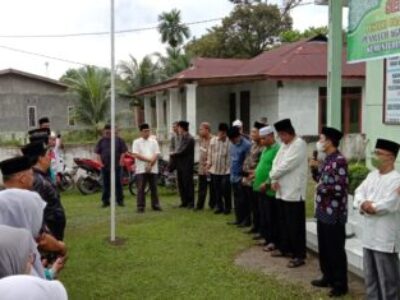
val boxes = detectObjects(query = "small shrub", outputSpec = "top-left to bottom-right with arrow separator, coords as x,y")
348,162 -> 370,195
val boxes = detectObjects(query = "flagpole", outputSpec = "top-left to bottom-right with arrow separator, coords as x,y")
110,0 -> 116,242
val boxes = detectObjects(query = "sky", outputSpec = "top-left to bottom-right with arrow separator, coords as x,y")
0,0 -> 349,80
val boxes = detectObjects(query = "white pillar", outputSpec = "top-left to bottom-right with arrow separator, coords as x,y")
169,88 -> 181,126
156,92 -> 166,139
144,95 -> 152,126
185,83 -> 198,136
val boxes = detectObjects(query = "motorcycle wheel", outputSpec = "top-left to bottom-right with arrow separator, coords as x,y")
58,174 -> 74,192
76,176 -> 100,195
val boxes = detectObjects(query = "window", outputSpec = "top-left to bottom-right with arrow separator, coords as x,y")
68,106 -> 75,126
27,106 -> 37,128
319,87 -> 362,134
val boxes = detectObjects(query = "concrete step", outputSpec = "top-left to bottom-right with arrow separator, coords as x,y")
306,219 -> 364,277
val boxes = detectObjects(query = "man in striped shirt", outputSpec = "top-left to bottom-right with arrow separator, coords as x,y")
207,123 -> 231,214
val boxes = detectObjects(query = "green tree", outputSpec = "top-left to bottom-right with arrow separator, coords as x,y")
61,66 -> 110,133
280,26 -> 329,43
156,47 -> 191,79
158,9 -> 190,49
117,54 -> 161,105
186,3 -> 292,58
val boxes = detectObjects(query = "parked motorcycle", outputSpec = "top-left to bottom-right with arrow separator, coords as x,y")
74,155 -> 138,195
56,166 -> 75,192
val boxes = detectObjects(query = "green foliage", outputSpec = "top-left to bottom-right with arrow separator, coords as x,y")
62,129 -> 98,145
60,190 -> 323,299
158,9 -> 190,49
156,47 -> 191,79
348,162 -> 370,195
186,3 -> 292,58
62,128 -> 139,145
61,66 -> 111,132
280,26 -> 329,43
0,137 -> 23,147
117,54 -> 161,106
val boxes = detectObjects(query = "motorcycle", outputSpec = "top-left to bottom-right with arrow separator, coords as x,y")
74,155 -> 138,195
56,166 -> 75,192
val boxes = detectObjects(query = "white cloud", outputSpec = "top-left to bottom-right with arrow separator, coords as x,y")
0,1 -> 345,80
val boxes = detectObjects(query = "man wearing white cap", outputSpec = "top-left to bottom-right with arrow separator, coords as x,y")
232,119 -> 249,140
253,126 -> 280,252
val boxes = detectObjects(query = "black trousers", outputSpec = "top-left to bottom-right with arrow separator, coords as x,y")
136,173 -> 160,209
196,175 -> 215,209
177,166 -> 194,207
232,182 -> 250,223
46,214 -> 66,241
259,194 -> 279,245
235,184 -> 251,224
102,167 -> 124,205
245,187 -> 260,232
211,174 -> 231,212
317,221 -> 348,291
278,199 -> 306,259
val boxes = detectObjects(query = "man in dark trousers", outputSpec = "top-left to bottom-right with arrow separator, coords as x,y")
171,121 -> 195,209
227,126 -> 251,225
310,126 -> 348,298
95,124 -> 128,208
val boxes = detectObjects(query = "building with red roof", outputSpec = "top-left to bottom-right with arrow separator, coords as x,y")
134,36 -> 365,137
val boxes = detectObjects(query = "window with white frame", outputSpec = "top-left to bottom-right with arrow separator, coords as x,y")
68,106 -> 75,126
27,106 -> 37,128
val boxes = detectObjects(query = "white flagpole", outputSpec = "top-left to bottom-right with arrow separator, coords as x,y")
110,0 -> 116,242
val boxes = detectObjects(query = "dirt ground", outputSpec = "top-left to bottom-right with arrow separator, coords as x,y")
235,245 -> 365,299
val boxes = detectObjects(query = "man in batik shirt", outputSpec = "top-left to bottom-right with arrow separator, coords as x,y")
310,126 -> 348,298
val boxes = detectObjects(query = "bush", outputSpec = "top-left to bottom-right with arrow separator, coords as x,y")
62,128 -> 139,145
348,163 -> 370,195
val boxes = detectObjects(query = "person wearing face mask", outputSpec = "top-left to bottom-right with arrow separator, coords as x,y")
309,127 -> 349,298
354,139 -> 400,300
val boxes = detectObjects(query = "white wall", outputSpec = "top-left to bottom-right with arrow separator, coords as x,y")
231,80 -> 279,126
278,80 -> 321,136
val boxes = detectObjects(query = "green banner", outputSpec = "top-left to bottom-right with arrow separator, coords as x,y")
347,0 -> 400,62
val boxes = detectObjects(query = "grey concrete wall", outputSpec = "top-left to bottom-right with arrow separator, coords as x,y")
0,75 -> 134,140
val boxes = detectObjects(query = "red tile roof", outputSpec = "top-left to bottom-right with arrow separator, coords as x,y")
135,36 -> 365,96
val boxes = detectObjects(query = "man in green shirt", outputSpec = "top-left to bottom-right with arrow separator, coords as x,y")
253,126 -> 280,252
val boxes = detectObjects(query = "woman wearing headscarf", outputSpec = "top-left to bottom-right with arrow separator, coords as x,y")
0,275 -> 68,300
0,188 -> 66,279
0,225 -> 37,278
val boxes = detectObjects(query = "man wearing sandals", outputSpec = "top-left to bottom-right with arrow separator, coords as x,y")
310,127 -> 349,298
270,119 -> 308,268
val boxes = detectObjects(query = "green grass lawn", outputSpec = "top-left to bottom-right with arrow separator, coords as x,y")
60,184 -> 321,300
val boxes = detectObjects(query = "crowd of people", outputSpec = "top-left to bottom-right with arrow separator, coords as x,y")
150,118 -> 400,299
0,114 -> 399,299
0,117 -> 68,299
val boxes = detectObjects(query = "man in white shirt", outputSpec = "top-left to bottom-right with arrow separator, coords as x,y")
354,138 -> 400,300
132,123 -> 162,213
270,118 -> 308,268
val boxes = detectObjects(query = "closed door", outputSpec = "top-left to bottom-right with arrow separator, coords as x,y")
240,91 -> 250,134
